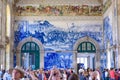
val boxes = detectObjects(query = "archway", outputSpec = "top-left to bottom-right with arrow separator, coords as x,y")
16,37 -> 44,69
73,36 -> 100,73
77,42 -> 96,70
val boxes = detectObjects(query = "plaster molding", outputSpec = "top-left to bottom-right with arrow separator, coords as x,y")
14,16 -> 103,21
16,0 -> 101,5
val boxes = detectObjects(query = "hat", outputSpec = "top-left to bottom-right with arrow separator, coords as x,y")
15,66 -> 25,74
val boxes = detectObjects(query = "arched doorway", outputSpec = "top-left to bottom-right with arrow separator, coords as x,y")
73,36 -> 100,73
21,42 -> 40,70
16,37 -> 44,69
77,42 -> 96,70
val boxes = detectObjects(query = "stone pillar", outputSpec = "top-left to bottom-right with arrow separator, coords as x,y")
112,0 -> 119,69
90,56 -> 94,69
117,0 -> 120,68
107,48 -> 111,69
0,48 -> 6,69
4,1 -> 15,69
1,1 -> 6,70
16,50 -> 21,67
0,50 -> 1,68
95,50 -> 100,68
0,49 -> 6,70
118,48 -> 120,68
87,56 -> 90,68
9,1 -> 14,69
73,52 -> 77,73
0,51 -> 4,69
40,52 -> 44,68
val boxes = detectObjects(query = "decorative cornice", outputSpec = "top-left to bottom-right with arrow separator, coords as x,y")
15,16 -> 103,21
103,0 -> 112,13
15,0 -> 102,5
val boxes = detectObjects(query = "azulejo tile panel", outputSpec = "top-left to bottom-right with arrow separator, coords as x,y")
14,20 -> 103,69
103,16 -> 113,49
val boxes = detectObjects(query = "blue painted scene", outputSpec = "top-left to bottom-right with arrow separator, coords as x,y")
102,16 -> 113,69
103,16 -> 113,49
44,52 -> 72,70
14,20 -> 103,69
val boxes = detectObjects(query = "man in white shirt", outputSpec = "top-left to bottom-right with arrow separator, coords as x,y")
3,69 -> 13,80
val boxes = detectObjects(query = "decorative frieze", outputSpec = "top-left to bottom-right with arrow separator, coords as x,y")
15,4 -> 102,16
15,16 -> 103,21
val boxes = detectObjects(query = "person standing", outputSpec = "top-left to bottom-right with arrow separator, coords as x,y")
12,67 -> 24,80
3,68 -> 13,80
109,68 -> 115,80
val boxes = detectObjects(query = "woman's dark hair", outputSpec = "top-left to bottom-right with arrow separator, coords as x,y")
68,73 -> 79,80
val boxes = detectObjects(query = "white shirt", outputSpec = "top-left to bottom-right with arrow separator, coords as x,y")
3,72 -> 12,80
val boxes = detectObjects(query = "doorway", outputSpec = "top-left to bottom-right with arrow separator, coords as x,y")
77,41 -> 96,70
21,42 -> 40,70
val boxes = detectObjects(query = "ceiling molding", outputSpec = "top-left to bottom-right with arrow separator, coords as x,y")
14,16 -> 103,21
14,0 -> 103,5
15,0 -> 102,5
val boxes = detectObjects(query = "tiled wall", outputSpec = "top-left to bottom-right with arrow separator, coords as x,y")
14,19 -> 103,69
14,0 -> 104,69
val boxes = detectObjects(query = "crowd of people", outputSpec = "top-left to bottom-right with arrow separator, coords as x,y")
0,66 -> 79,80
0,66 -> 120,80
78,67 -> 120,80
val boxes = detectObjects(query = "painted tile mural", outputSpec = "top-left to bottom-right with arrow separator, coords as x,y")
14,20 -> 103,69
102,16 -> 113,69
103,16 -> 113,49
44,52 -> 72,69
15,5 -> 102,16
